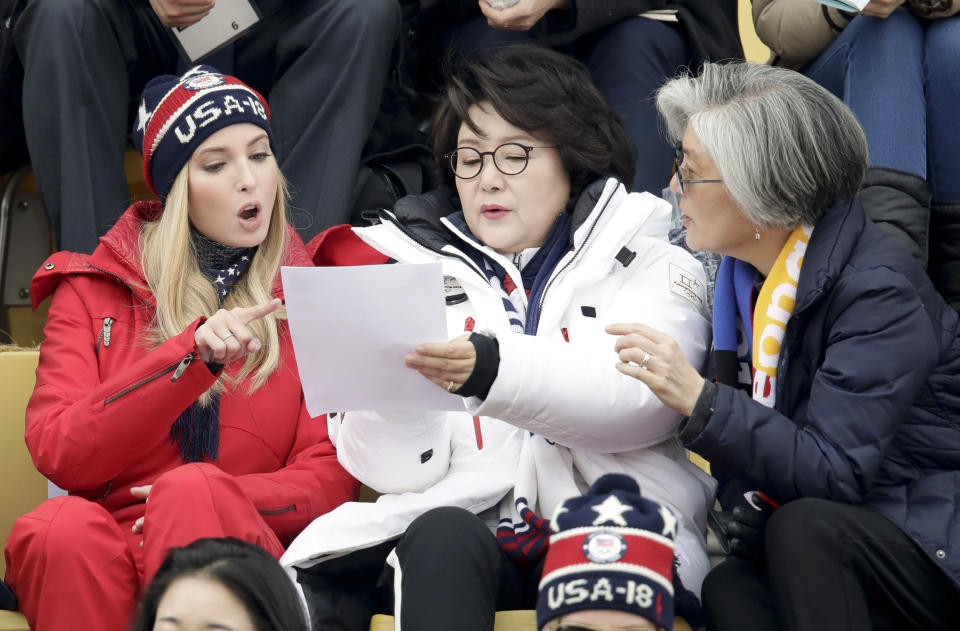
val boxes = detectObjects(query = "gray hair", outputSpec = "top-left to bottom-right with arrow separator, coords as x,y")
656,62 -> 868,229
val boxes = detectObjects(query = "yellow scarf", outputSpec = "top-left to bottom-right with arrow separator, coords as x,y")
752,224 -> 812,407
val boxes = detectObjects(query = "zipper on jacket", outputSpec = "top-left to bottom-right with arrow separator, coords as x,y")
104,352 -> 196,405
97,317 -> 114,349
259,505 -> 296,515
534,192 -> 615,326
85,264 -> 154,310
380,210 -> 490,284
170,353 -> 196,382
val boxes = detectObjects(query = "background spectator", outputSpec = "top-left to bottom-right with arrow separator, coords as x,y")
417,0 -> 742,195
537,473 -> 687,631
752,0 -> 960,306
131,537 -> 309,631
12,0 -> 400,252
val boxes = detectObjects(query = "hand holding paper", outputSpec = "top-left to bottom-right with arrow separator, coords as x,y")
282,263 -> 466,415
859,0 -> 906,17
149,0 -> 215,28
479,0 -> 570,31
167,0 -> 261,62
405,334 -> 477,393
812,0 -> 900,14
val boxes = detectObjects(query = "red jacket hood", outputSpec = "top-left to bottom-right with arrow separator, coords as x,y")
308,223 -> 390,267
31,201 -> 313,309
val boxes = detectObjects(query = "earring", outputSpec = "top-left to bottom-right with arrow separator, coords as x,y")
754,226 -> 761,241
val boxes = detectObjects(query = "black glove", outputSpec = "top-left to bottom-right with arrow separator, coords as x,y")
708,492 -> 778,561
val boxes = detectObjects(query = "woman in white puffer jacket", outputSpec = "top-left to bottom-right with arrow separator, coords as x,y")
282,45 -> 713,631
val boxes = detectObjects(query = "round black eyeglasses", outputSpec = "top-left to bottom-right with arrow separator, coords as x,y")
445,143 -> 558,179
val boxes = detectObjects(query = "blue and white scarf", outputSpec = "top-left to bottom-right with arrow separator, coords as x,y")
448,211 -> 573,566
450,212 -> 572,336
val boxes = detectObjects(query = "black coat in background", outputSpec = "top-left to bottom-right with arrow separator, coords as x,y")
421,0 -> 743,68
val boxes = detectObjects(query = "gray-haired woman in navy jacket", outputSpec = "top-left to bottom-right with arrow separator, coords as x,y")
609,61 -> 960,631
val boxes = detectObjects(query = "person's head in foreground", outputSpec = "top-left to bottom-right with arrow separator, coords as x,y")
656,60 -> 867,270
537,474 -> 675,631
430,44 -> 636,253
131,537 -> 308,631
133,64 -> 292,400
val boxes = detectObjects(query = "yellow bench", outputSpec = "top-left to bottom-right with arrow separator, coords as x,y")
369,611 -> 695,631
0,350 -> 45,630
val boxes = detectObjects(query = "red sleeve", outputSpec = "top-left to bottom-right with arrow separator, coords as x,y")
308,224 -> 389,267
26,281 -> 217,490
234,401 -> 359,545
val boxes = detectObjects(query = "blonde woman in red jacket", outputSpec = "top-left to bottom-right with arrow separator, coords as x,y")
3,66 -> 358,631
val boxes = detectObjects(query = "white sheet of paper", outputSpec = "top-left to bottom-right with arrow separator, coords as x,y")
282,263 -> 466,415
170,0 -> 261,62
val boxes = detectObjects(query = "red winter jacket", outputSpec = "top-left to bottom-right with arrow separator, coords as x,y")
26,201 -> 358,545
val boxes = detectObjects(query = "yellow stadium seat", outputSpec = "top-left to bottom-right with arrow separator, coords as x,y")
0,611 -> 30,631
738,0 -> 771,63
689,451 -> 711,476
0,349 -> 44,629
369,611 -> 694,630
371,610 -> 535,631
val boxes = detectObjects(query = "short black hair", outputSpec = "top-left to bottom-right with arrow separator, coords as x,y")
130,537 -> 308,631
431,45 -> 636,198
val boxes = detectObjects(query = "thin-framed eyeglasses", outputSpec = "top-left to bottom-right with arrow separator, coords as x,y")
673,145 -> 723,196
445,143 -> 558,179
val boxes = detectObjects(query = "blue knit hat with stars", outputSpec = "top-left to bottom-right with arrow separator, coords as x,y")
537,473 -> 678,631
132,65 -> 274,198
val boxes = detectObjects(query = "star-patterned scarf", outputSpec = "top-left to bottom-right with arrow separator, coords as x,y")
193,229 -> 257,304
169,229 -> 258,463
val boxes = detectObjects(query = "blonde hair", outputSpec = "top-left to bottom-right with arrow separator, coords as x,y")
140,163 -> 290,404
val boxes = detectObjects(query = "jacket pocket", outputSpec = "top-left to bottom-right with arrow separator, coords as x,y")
104,353 -> 196,404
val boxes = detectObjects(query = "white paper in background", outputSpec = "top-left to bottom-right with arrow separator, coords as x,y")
170,0 -> 260,62
281,263 -> 466,415
639,9 -> 679,22
812,0 -> 869,11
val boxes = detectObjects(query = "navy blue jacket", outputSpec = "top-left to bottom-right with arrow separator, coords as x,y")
688,198 -> 960,586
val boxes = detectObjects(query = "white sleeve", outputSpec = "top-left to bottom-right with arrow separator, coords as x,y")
467,246 -> 710,453
332,408 -> 452,495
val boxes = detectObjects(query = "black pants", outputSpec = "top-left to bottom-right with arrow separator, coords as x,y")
298,507 -> 542,631
702,498 -> 960,631
14,0 -> 400,252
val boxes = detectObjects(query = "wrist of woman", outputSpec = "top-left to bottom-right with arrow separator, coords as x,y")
455,333 -> 500,399
678,380 -> 716,445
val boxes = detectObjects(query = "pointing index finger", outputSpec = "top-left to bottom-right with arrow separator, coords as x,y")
237,298 -> 282,325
